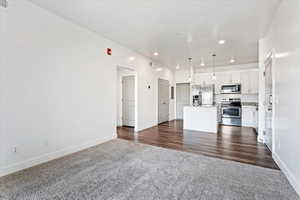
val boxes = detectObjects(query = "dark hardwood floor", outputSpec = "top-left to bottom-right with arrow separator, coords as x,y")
117,120 -> 279,170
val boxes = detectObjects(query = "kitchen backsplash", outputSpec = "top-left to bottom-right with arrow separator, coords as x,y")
215,93 -> 258,104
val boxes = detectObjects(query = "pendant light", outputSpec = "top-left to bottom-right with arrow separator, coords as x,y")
212,54 -> 216,80
188,57 -> 193,83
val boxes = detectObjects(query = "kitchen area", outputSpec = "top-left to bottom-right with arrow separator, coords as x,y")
176,63 -> 259,134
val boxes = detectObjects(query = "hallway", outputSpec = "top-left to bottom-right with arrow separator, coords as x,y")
118,120 -> 278,169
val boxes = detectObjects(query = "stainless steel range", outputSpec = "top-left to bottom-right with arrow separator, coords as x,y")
221,98 -> 241,126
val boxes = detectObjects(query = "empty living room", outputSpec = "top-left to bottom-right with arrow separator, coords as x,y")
1,0 -> 300,199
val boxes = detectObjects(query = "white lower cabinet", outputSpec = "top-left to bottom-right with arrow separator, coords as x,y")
242,106 -> 258,128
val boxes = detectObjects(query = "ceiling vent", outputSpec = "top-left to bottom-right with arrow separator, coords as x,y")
0,0 -> 8,8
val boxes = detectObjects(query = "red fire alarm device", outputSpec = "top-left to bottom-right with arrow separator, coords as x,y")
107,48 -> 112,55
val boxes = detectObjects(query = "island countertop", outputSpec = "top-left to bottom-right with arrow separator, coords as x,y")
183,106 -> 218,133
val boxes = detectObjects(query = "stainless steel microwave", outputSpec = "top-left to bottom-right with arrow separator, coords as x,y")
221,84 -> 241,94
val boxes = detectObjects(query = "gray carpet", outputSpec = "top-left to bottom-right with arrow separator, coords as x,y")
0,139 -> 299,200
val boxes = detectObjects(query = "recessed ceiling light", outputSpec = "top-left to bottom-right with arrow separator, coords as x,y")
153,52 -> 159,56
230,58 -> 236,63
128,57 -> 135,61
200,62 -> 205,67
176,65 -> 180,69
218,40 -> 226,44
156,67 -> 163,71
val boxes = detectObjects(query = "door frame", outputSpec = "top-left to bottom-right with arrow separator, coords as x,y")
175,82 -> 191,119
264,50 -> 276,153
157,78 -> 170,124
117,66 -> 138,132
122,75 -> 135,127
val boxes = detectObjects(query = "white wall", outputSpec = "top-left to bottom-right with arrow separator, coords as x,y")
175,69 -> 191,84
0,3 -> 5,170
135,65 -> 174,131
259,0 -> 300,195
0,0 -> 172,176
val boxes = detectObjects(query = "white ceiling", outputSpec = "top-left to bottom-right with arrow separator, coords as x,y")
29,0 -> 280,69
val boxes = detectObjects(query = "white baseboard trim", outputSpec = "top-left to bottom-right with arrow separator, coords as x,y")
273,152 -> 300,196
0,135 -> 116,177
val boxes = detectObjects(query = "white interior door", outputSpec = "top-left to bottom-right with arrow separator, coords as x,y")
176,83 -> 190,119
122,76 -> 135,127
264,56 -> 273,151
158,79 -> 170,124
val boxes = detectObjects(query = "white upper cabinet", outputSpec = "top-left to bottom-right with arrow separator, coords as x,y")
194,73 -> 213,85
215,73 -> 226,94
204,74 -> 214,85
240,70 -> 259,94
193,69 -> 258,94
230,72 -> 241,84
220,73 -> 231,85
249,71 -> 259,94
240,72 -> 250,94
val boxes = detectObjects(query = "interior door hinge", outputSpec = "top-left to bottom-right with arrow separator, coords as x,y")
0,0 -> 8,8
263,71 -> 266,77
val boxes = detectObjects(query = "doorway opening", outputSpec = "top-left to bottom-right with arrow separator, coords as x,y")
158,78 -> 170,124
117,66 -> 137,131
176,83 -> 190,119
264,54 -> 274,152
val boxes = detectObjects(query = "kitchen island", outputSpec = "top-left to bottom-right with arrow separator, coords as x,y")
183,106 -> 218,133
